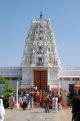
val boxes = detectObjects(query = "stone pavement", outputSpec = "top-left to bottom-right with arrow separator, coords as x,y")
4,107 -> 72,121
55,108 -> 72,121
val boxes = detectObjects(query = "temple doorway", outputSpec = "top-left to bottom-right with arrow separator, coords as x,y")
33,70 -> 47,91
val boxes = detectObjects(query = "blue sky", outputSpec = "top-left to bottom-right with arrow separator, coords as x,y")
0,0 -> 80,67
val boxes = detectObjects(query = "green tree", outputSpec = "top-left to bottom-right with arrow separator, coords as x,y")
0,76 -> 16,98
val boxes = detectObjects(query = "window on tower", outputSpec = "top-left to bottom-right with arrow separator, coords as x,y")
39,57 -> 42,63
40,25 -> 42,28
37,57 -> 43,66
39,46 -> 42,53
39,37 -> 42,40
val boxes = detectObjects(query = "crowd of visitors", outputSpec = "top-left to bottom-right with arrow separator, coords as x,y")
1,85 -> 80,121
0,85 -> 63,113
17,86 -> 63,112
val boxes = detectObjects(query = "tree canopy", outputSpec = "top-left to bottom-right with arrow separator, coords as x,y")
0,76 -> 16,98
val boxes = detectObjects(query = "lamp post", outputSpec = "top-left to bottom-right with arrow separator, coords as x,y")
15,79 -> 19,108
58,70 -> 61,97
58,78 -> 61,97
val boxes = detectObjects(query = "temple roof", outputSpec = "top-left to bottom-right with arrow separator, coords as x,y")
21,16 -> 60,68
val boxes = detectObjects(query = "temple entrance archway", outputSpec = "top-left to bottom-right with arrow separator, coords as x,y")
33,70 -> 47,91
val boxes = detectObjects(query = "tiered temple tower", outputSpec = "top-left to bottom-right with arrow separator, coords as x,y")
20,14 -> 60,91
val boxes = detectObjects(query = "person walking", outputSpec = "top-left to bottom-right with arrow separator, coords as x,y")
0,99 -> 5,121
44,95 -> 49,113
22,95 -> 27,110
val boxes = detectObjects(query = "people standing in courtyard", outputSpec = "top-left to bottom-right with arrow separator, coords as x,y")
0,99 -> 5,121
52,95 -> 56,110
55,96 -> 58,112
8,95 -> 15,109
52,95 -> 58,112
22,94 -> 27,110
29,91 -> 33,109
58,95 -> 62,110
44,95 -> 49,113
71,92 -> 80,121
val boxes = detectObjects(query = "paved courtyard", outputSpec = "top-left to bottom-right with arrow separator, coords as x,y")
4,108 -> 72,121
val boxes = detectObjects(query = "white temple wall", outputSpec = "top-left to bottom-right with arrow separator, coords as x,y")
60,79 -> 80,93
22,67 -> 32,87
48,68 -> 58,86
60,80 -> 72,93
